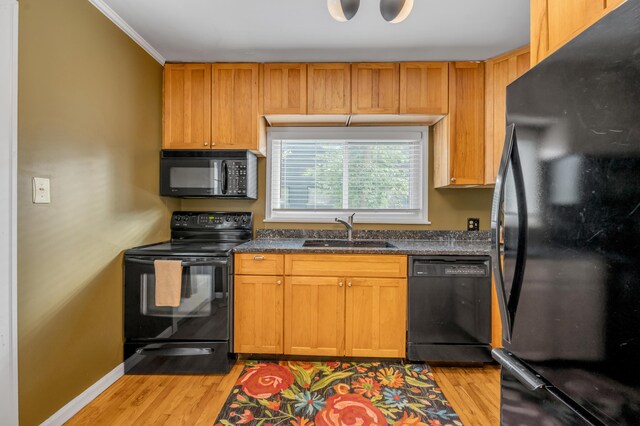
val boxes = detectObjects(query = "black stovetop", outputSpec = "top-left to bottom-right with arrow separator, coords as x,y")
125,211 -> 253,258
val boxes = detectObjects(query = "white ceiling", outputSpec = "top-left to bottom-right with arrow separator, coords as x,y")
102,0 -> 530,63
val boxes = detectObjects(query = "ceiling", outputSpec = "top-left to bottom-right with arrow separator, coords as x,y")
101,0 -> 530,63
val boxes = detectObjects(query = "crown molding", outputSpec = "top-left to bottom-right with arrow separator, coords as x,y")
87,0 -> 165,65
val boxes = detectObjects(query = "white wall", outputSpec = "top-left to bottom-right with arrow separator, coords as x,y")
0,0 -> 19,424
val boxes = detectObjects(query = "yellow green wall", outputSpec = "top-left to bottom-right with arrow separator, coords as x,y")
17,1 -> 178,424
182,129 -> 494,231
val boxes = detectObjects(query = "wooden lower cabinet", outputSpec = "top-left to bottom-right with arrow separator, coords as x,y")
235,253 -> 407,358
234,275 -> 284,354
345,278 -> 407,358
284,276 -> 345,356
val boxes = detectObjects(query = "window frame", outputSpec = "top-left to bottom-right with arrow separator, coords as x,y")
265,126 -> 430,224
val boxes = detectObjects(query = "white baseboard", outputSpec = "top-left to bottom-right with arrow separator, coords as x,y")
40,363 -> 125,426
87,0 -> 165,65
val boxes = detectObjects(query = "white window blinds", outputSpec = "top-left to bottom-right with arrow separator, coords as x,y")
266,128 -> 428,224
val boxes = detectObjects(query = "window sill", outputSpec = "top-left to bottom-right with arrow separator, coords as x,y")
263,217 -> 432,225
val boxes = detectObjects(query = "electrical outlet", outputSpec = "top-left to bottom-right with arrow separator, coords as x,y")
467,218 -> 479,231
32,177 -> 51,204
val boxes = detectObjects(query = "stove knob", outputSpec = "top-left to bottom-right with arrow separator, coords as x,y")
234,216 -> 240,222
225,216 -> 231,222
242,216 -> 249,222
175,215 -> 182,222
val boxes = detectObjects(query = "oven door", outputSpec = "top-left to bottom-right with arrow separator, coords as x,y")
159,157 -> 224,197
124,255 -> 230,341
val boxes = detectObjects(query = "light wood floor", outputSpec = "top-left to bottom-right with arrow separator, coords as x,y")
67,363 -> 500,426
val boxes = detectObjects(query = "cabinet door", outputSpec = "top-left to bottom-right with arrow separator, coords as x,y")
531,0 -> 622,66
284,276 -> 345,356
308,63 -> 351,114
399,62 -> 448,115
484,48 -> 530,185
434,62 -> 485,187
211,64 -> 261,150
345,277 -> 406,358
352,63 -> 399,114
163,64 -> 211,149
263,63 -> 307,114
234,275 -> 283,354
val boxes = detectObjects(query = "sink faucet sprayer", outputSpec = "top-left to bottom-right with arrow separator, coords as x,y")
335,213 -> 356,241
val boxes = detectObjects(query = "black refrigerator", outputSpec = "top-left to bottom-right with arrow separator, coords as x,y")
491,1 -> 640,425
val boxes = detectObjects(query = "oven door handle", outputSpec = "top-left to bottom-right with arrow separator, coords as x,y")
126,258 -> 229,268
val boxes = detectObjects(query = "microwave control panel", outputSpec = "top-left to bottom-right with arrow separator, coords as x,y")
226,161 -> 247,195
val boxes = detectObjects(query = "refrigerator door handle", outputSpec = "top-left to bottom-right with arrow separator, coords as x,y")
506,134 -> 529,332
492,348 -> 546,391
491,124 -> 528,343
491,124 -> 516,342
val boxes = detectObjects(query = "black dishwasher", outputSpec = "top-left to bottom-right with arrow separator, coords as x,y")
408,256 -> 492,362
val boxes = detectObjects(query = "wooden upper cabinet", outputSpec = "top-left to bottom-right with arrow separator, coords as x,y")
284,276 -> 345,356
352,63 -> 400,114
531,0 -> 625,66
211,63 -> 264,152
345,277 -> 406,358
234,275 -> 284,354
307,63 -> 351,114
263,63 -> 307,114
163,64 -> 211,149
399,62 -> 448,115
484,47 -> 530,185
434,62 -> 485,188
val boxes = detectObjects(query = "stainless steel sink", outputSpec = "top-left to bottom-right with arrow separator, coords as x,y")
302,239 -> 396,248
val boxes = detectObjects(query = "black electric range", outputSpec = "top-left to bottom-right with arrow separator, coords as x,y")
123,211 -> 252,374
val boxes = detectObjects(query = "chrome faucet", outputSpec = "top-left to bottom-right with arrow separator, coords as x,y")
335,213 -> 356,241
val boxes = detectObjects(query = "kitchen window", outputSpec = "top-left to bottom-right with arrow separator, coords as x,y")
266,127 -> 429,224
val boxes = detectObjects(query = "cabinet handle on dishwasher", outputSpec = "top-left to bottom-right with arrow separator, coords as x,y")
253,255 -> 265,261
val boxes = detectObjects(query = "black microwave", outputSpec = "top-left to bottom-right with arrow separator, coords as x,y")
160,150 -> 257,199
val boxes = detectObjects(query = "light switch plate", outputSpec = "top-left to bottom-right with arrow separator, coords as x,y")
32,177 -> 51,204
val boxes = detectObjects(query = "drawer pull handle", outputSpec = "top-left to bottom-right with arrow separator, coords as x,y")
253,255 -> 265,261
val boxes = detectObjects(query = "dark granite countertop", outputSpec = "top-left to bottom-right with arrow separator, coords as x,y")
234,230 -> 491,256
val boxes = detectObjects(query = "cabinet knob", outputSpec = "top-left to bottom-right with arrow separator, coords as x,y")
211,142 -> 216,146
204,142 -> 209,146
276,280 -> 282,285
347,282 -> 352,287
253,255 -> 265,261
450,177 -> 457,183
338,282 -> 344,287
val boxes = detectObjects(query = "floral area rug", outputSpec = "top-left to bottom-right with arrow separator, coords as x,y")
214,361 -> 462,426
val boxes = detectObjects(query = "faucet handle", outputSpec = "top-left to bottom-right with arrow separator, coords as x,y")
348,212 -> 355,225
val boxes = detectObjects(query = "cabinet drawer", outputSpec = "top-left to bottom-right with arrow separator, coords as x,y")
235,253 -> 284,275
285,254 -> 407,278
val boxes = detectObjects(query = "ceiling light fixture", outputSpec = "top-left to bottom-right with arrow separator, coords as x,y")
327,0 -> 360,22
380,0 -> 414,23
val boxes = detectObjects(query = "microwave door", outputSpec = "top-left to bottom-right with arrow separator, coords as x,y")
166,159 -> 222,196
